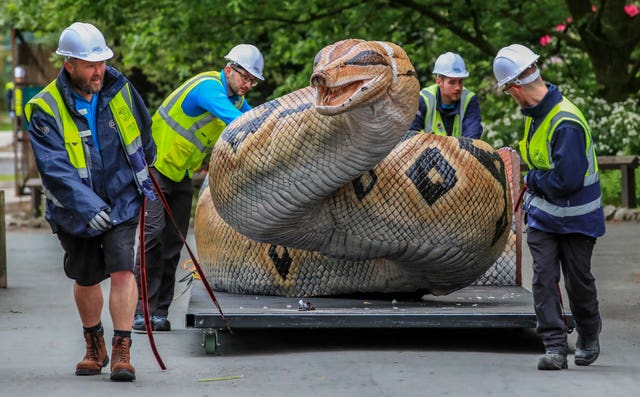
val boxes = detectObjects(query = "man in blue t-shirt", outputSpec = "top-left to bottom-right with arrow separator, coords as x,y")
133,44 -> 265,332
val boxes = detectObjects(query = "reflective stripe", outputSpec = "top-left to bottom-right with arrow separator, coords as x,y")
526,191 -> 603,217
136,167 -> 150,183
42,185 -> 63,207
584,172 -> 599,186
157,106 -> 207,152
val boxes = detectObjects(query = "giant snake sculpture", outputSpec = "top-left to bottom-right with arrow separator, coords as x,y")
194,39 -> 513,297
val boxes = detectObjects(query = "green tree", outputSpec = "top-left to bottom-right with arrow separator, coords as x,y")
2,0 -> 638,104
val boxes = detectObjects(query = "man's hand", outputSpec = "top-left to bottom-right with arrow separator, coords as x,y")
88,210 -> 111,231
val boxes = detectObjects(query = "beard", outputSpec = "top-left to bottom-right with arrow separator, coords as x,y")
70,74 -> 104,96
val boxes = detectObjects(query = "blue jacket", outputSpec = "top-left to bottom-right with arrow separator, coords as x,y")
27,66 -> 156,238
409,86 -> 483,139
522,84 -> 605,238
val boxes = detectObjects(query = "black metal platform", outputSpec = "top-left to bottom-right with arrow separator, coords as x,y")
186,282 -> 545,330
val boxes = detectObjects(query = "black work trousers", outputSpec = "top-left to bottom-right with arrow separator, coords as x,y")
135,168 -> 194,317
527,227 -> 602,354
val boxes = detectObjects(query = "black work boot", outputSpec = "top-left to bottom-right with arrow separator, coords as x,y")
151,314 -> 171,331
537,351 -> 568,370
132,314 -> 146,332
575,334 -> 600,366
76,331 -> 109,375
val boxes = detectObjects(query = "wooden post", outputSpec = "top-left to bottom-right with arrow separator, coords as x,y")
620,162 -> 637,209
0,190 -> 7,288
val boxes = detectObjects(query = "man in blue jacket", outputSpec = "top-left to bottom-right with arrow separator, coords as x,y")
493,44 -> 605,371
410,52 -> 482,139
25,22 -> 156,382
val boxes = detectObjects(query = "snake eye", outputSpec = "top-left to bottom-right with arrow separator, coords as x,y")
313,50 -> 322,69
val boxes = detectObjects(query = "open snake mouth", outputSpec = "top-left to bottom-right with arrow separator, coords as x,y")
315,80 -> 365,108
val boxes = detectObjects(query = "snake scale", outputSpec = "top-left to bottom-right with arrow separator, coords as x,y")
194,39 -> 513,297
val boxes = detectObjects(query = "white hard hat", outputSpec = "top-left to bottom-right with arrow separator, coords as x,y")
433,52 -> 469,78
14,66 -> 25,79
56,22 -> 114,62
493,44 -> 540,88
224,44 -> 264,80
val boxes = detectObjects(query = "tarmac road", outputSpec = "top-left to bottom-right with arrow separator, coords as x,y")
0,222 -> 639,397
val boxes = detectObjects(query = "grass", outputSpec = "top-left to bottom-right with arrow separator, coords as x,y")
0,114 -> 12,131
600,169 -> 640,207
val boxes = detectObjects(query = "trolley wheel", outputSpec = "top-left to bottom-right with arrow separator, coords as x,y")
202,329 -> 219,354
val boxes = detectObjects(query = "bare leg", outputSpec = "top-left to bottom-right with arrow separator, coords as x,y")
109,270 -> 137,331
74,282 -> 103,327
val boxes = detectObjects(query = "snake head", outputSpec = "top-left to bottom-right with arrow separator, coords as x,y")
310,39 -> 418,116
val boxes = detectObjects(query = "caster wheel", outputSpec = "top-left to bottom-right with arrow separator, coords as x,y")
203,329 -> 218,354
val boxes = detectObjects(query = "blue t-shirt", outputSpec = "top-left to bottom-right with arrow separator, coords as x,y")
180,70 -> 251,124
73,91 -> 100,151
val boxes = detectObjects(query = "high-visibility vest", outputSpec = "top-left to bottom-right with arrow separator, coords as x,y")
152,71 -> 245,181
519,96 -> 602,219
419,84 -> 474,137
25,80 -> 153,198
14,86 -> 23,117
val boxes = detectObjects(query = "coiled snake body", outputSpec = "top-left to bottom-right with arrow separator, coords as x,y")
195,39 -> 512,297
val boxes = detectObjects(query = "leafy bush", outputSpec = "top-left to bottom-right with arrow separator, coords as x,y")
562,86 -> 640,156
599,169 -> 640,208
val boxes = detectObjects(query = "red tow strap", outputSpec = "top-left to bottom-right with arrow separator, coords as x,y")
138,201 -> 166,370
514,184 -> 527,212
139,172 -> 232,370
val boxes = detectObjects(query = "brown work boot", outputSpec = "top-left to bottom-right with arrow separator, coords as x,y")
76,331 -> 109,376
110,336 -> 136,381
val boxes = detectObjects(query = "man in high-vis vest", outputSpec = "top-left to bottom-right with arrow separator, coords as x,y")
25,22 -> 156,382
5,66 -> 25,126
132,44 -> 265,333
409,52 -> 483,139
12,66 -> 25,125
494,44 -> 605,371
4,80 -> 13,118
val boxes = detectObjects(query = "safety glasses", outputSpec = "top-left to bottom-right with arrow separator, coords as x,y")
231,66 -> 258,87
